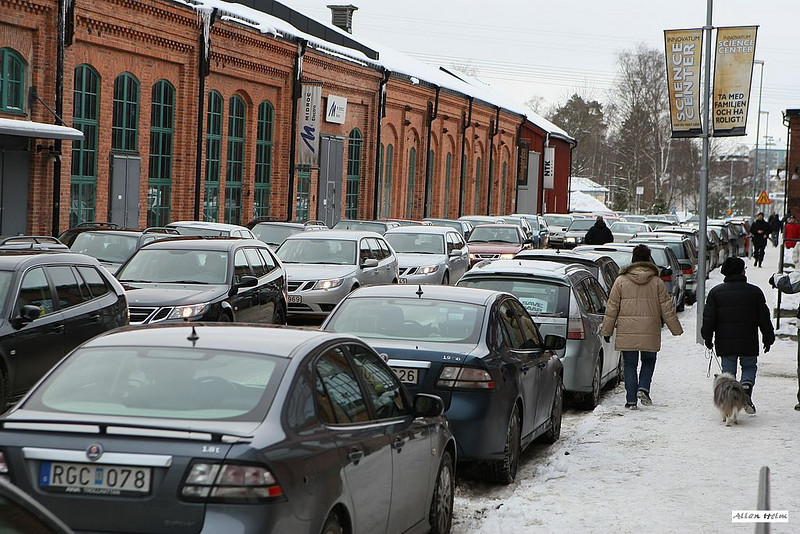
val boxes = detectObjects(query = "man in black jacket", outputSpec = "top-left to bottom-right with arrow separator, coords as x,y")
702,257 -> 774,414
750,212 -> 771,267
584,216 -> 614,245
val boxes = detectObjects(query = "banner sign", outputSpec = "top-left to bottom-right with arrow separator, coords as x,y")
325,95 -> 347,124
664,29 -> 703,138
543,147 -> 555,189
297,83 -> 322,166
712,26 -> 758,137
516,140 -> 530,185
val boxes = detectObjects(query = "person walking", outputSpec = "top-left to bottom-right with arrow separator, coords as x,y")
601,244 -> 683,409
750,212 -> 771,267
768,212 -> 782,247
702,257 -> 774,414
584,216 -> 614,245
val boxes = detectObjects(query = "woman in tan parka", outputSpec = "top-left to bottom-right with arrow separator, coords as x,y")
601,244 -> 683,409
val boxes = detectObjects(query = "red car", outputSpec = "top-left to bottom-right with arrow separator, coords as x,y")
466,223 -> 533,268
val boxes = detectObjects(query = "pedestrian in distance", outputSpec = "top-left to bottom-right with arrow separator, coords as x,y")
702,257 -> 774,415
750,212 -> 771,267
768,212 -> 782,247
769,270 -> 800,411
601,244 -> 683,409
584,216 -> 614,245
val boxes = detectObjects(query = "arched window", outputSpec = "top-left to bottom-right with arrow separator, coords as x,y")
204,90 -> 223,221
406,147 -> 416,218
488,158 -> 494,214
225,95 -> 246,224
501,161 -> 508,214
112,73 -> 139,152
474,157 -> 482,213
254,100 -> 274,219
383,144 -> 394,218
0,48 -> 25,112
459,153 -> 467,214
425,150 -> 435,217
147,80 -> 175,227
70,64 -> 100,226
444,152 -> 452,216
346,129 -> 363,219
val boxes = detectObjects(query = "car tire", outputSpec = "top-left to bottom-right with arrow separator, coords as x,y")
685,292 -> 696,305
441,271 -> 450,285
482,404 -> 520,484
541,375 -> 563,444
429,450 -> 454,534
581,357 -> 602,410
320,510 -> 343,534
272,305 -> 286,325
217,312 -> 232,322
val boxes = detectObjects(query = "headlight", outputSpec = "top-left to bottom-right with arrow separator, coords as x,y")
469,253 -> 478,260
167,302 -> 210,320
565,237 -> 576,243
499,253 -> 515,260
313,278 -> 344,290
417,265 -> 439,275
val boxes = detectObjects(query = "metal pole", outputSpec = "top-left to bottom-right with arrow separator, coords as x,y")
696,0 -> 712,344
755,465 -> 771,534
751,60 -> 764,220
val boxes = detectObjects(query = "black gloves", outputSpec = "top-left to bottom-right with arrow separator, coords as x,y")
769,274 -> 776,288
764,344 -> 771,353
704,338 -> 713,350
603,336 -> 611,343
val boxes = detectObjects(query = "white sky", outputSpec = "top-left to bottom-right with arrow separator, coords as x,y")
286,0 -> 798,153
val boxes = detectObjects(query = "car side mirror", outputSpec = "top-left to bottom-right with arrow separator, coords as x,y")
361,258 -> 379,268
448,248 -> 462,257
10,305 -> 41,329
543,334 -> 566,351
660,267 -> 673,278
523,238 -> 534,245
230,275 -> 258,296
413,393 -> 445,417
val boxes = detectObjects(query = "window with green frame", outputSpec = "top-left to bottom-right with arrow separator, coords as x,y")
474,156 -> 482,213
406,147 -> 416,218
204,91 -> 223,222
70,64 -> 100,226
295,165 -> 311,222
488,158 -> 494,214
460,153 -> 467,214
112,73 -> 139,152
425,149 -> 435,217
383,144 -> 394,218
444,152 -> 452,216
346,129 -> 362,219
0,48 -> 25,112
147,80 -> 175,227
225,96 -> 246,225
254,100 -> 274,219
501,161 -> 508,214
377,144 -> 384,217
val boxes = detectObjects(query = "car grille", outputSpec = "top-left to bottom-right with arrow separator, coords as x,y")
474,253 -> 500,260
399,267 -> 418,276
129,306 -> 173,325
287,281 -> 313,292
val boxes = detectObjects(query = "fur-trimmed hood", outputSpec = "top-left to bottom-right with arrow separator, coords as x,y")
619,261 -> 659,285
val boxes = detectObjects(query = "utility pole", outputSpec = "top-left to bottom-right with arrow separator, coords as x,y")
695,0 -> 712,344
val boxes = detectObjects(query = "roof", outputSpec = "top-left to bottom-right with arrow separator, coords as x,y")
167,221 -> 250,231
385,225 -> 456,235
285,229 -> 383,240
0,118 -> 84,141
570,177 -> 609,194
0,251 -> 101,269
515,249 -> 614,267
570,191 -> 612,214
139,237 -> 264,250
463,259 -> 590,281
348,284 -> 501,306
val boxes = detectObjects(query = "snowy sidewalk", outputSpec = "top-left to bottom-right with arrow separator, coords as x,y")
453,244 -> 800,534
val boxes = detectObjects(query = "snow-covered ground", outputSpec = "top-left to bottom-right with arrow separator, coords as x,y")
453,243 -> 799,533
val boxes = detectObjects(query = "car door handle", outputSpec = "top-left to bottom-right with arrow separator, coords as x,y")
51,325 -> 65,333
88,313 -> 100,323
348,448 -> 364,464
538,361 -> 547,369
392,436 -> 406,452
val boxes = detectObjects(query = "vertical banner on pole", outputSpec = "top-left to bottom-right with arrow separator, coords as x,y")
297,83 -> 322,166
712,26 -> 758,137
543,147 -> 555,189
664,28 -> 703,138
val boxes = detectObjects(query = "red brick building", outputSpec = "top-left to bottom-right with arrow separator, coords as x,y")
785,109 -> 800,218
0,0 -> 574,235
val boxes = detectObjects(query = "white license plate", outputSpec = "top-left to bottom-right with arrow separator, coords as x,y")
39,461 -> 151,496
399,278 -> 408,284
391,367 -> 419,384
288,295 -> 302,304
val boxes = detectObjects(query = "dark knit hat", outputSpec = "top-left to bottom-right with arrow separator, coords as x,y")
631,244 -> 652,263
721,256 -> 745,276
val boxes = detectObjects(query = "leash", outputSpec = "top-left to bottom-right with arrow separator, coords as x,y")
705,346 -> 723,377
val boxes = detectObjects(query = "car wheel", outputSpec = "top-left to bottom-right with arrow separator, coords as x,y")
581,357 -> 602,409
482,404 -> 520,484
217,312 -> 232,322
272,305 -> 286,325
429,450 -> 454,534
320,510 -> 343,534
441,271 -> 450,285
541,375 -> 563,444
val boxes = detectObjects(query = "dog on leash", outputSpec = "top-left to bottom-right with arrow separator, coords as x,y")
713,373 -> 749,426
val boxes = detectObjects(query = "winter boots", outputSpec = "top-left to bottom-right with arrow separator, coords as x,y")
742,383 -> 756,414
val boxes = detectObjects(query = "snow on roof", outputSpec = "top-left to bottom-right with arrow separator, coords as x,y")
0,118 -> 84,140
170,0 -> 574,142
570,176 -> 609,194
570,190 -> 611,213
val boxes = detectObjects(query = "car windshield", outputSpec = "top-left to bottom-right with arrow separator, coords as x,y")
543,215 -> 572,228
587,249 -> 634,268
277,238 -> 356,265
468,226 -> 521,244
567,219 -> 595,231
332,221 -> 385,233
385,233 -> 444,254
70,232 -> 138,263
458,277 -> 571,317
610,223 -> 647,234
170,226 -> 228,237
326,298 -> 484,343
23,346 -> 284,421
252,224 -> 302,246
116,249 -> 229,284
426,220 -> 461,232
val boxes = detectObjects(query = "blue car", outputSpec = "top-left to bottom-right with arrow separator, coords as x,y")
322,285 -> 565,484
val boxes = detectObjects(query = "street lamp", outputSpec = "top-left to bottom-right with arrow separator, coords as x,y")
750,60 -> 765,220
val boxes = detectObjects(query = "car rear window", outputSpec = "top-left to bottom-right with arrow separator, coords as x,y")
24,346 -> 285,421
325,298 -> 484,343
468,226 -> 520,243
385,233 -> 444,254
458,277 -> 571,317
252,224 -> 302,245
567,219 -> 595,231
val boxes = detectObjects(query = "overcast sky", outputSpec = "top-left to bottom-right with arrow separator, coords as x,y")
285,0 -> 797,152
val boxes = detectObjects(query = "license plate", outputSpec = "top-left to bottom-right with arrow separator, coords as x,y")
391,367 -> 419,384
39,461 -> 151,496
399,278 -> 408,284
288,295 -> 302,304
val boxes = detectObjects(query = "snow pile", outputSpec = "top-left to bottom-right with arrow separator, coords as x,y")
570,190 -> 611,214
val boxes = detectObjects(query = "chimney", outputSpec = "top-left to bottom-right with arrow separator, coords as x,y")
327,4 -> 358,34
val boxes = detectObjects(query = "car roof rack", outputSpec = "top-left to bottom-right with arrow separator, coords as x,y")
142,226 -> 181,235
304,220 -> 326,226
0,235 -> 69,251
74,221 -> 120,229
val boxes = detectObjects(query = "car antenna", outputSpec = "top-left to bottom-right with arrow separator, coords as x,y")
187,326 -> 200,345
416,285 -> 424,298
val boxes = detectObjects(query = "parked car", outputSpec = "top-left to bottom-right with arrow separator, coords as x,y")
466,224 -> 534,268
332,219 -> 400,234
457,260 -> 621,408
166,220 -> 257,238
65,227 -> 179,274
561,217 -> 603,249
276,230 -> 399,317
458,215 -> 506,228
642,219 -> 677,230
621,214 -> 647,223
0,235 -> 69,251
0,478 -> 74,534
423,218 -> 475,240
706,228 -> 723,269
0,250 -> 128,408
116,237 -> 287,325
322,284 -> 565,484
247,221 -> 327,250
57,221 -> 121,246
510,213 -> 550,248
707,221 -> 737,261
501,216 -> 534,240
384,225 -> 468,285
608,221 -> 651,243
542,213 -> 577,249
0,324 -> 456,534
379,218 -> 432,227
629,234 -> 698,304
514,248 -> 620,295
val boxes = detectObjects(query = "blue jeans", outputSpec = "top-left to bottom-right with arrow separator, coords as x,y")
721,356 -> 757,387
622,351 -> 657,405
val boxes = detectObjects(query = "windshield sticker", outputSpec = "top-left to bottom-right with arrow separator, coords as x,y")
519,297 -> 548,313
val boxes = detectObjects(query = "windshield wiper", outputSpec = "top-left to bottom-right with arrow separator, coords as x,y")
168,280 -> 211,284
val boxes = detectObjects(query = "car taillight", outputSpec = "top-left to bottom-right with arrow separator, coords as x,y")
567,316 -> 585,340
0,451 -> 9,480
436,366 -> 495,389
682,269 -> 693,275
661,275 -> 673,282
181,462 -> 283,503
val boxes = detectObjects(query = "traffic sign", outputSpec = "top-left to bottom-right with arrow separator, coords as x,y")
756,190 -> 772,204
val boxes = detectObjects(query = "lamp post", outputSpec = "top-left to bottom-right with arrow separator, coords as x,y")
750,60 -> 765,220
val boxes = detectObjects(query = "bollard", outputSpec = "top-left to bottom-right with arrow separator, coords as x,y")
755,465 -> 770,534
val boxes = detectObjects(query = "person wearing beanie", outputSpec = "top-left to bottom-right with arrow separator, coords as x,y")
584,216 -> 614,245
702,256 -> 774,414
750,212 -> 771,267
601,244 -> 683,409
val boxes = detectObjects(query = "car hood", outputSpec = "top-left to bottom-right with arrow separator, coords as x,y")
122,283 -> 227,306
467,243 -> 524,254
283,263 -> 357,280
395,253 -> 447,268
